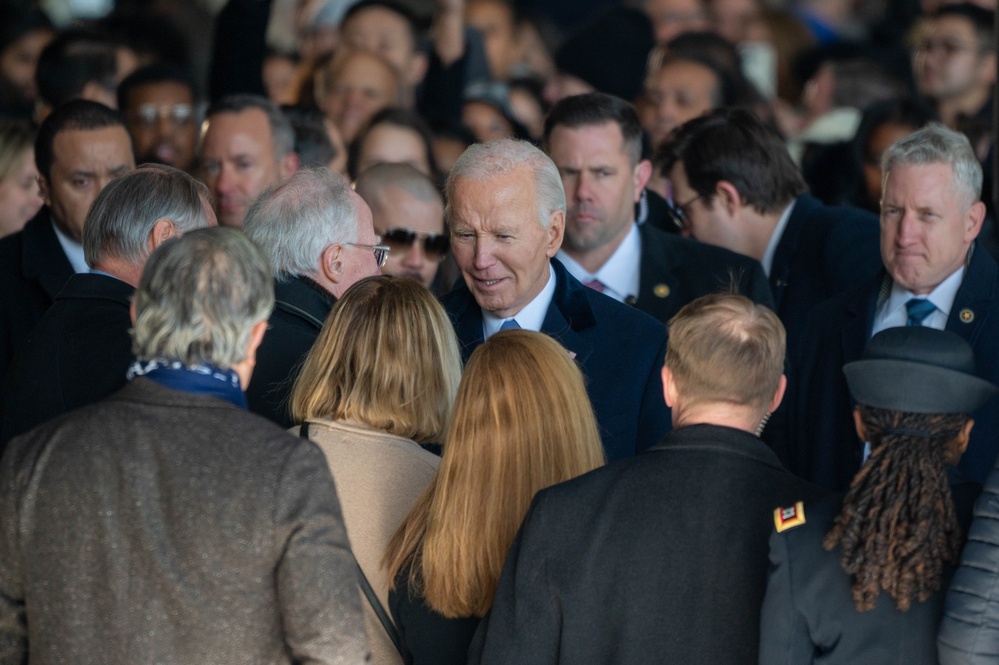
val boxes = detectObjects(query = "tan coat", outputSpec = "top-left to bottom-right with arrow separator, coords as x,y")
297,418 -> 440,665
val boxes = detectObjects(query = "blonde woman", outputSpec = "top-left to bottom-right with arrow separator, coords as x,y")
289,275 -> 462,665
0,121 -> 42,238
383,329 -> 606,665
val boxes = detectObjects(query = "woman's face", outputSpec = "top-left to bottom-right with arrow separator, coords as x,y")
0,146 -> 42,237
355,123 -> 431,177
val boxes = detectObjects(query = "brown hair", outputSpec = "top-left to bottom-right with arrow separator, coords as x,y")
289,275 -> 462,443
384,329 -> 605,617
666,293 -> 785,411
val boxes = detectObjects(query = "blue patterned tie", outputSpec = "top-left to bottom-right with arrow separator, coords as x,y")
500,319 -> 520,331
905,298 -> 937,327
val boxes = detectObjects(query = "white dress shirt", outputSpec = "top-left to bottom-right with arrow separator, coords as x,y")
556,223 -> 641,303
482,264 -> 557,339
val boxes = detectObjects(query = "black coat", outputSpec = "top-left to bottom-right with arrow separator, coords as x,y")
786,245 -> 999,489
0,273 -> 134,447
468,424 -> 825,665
635,222 -> 775,323
760,474 -> 979,664
443,259 -> 670,462
0,208 -> 74,398
246,277 -> 335,428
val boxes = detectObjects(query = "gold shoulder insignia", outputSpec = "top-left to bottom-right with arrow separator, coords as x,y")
774,501 -> 806,533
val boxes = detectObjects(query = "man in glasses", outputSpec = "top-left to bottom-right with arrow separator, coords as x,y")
544,93 -> 772,325
243,167 -> 383,427
912,3 -> 995,131
354,162 -> 448,290
118,63 -> 200,174
656,107 -> 880,350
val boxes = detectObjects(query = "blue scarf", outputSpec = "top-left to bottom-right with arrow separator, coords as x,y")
127,359 -> 247,409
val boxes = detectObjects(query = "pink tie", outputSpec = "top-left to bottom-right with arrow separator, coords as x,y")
583,279 -> 606,293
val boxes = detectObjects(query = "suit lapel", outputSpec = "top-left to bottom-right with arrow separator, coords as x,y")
635,224 -> 680,321
544,260 -> 596,366
946,245 -> 997,346
21,210 -> 74,301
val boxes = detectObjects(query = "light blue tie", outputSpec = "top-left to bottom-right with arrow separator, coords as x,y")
499,319 -> 520,331
905,298 -> 937,327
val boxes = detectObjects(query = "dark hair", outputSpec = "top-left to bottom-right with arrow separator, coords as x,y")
824,405 -> 968,612
650,52 -> 735,109
35,99 -> 128,180
348,107 -> 437,179
282,106 -> 337,169
930,3 -> 996,51
341,0 -> 425,45
0,6 -> 53,55
543,92 -> 643,166
204,94 -> 295,159
35,30 -> 119,109
666,31 -> 743,79
117,63 -> 198,112
655,108 -> 807,214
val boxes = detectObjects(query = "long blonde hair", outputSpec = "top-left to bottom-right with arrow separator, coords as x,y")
289,275 -> 462,443
384,329 -> 605,617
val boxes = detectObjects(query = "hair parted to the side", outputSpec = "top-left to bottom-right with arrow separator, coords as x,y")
289,275 -> 462,443
83,164 -> 210,268
542,92 -> 644,166
666,293 -> 785,412
824,406 -> 969,612
383,329 -> 605,617
243,166 -> 359,281
203,94 -> 295,160
654,107 -> 806,215
131,227 -> 275,368
881,122 -> 982,210
445,138 -> 566,230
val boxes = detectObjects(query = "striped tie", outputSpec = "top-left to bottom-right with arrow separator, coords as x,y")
583,279 -> 606,293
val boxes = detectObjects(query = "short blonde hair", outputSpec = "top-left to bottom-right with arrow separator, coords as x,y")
384,330 -> 605,617
289,275 -> 462,443
666,293 -> 785,410
0,121 -> 34,183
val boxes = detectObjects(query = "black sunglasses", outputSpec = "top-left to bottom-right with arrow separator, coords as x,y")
380,228 -> 450,261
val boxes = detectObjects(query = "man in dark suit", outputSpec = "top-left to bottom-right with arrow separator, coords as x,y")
656,107 -> 882,348
243,167 -> 383,427
543,93 -> 774,322
468,294 -> 823,665
0,165 -> 214,446
0,100 -> 134,395
0,227 -> 368,663
442,138 -> 669,462
788,123 -> 999,489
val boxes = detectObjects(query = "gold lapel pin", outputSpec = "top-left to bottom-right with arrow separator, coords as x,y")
960,309 -> 974,323
654,284 -> 670,298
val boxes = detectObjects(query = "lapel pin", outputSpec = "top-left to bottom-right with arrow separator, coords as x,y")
654,284 -> 670,298
960,309 -> 974,323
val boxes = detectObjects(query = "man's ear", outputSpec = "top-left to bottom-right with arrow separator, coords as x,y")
146,218 -> 177,254
714,180 -> 742,218
37,175 -> 52,206
321,242 -> 345,285
662,365 -> 679,408
965,201 -> 986,242
769,374 -> 787,413
633,159 -> 653,202
545,209 -> 565,258
279,151 -> 299,179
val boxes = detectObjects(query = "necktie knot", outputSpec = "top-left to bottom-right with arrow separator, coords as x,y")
499,318 -> 520,331
583,278 -> 606,293
905,298 -> 937,327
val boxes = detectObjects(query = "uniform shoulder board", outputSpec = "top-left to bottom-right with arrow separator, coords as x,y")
774,501 -> 806,533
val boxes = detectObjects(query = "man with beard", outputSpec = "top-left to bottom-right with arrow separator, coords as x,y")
118,64 -> 200,174
0,7 -> 54,122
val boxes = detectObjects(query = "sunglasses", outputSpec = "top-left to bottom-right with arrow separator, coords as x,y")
132,103 -> 196,127
380,228 -> 450,262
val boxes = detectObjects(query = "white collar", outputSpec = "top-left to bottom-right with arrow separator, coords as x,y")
51,219 -> 89,274
871,266 -> 965,335
556,223 -> 640,303
482,263 -> 557,339
760,200 -> 795,277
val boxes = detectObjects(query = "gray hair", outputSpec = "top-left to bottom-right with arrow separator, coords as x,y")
132,227 -> 275,368
882,123 -> 983,209
445,139 -> 566,229
243,167 -> 359,281
83,164 -> 211,268
203,94 -> 295,160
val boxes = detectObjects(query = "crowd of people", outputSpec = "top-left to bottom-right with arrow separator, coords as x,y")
0,0 -> 997,662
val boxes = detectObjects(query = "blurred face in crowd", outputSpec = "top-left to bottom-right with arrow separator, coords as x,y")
466,0 -> 519,80
462,101 -> 515,143
123,81 -> 198,173
368,185 -> 446,288
41,126 -> 134,241
0,27 -> 53,111
862,121 -> 918,209
643,0 -> 709,44
644,60 -> 719,146
548,121 -> 648,258
880,161 -> 983,295
450,165 -> 564,318
355,123 -> 433,177
318,50 -> 399,143
339,6 -> 426,89
199,107 -> 296,228
912,15 -> 996,101
0,145 -> 43,237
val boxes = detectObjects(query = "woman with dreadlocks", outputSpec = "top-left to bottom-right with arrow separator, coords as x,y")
758,326 -> 997,664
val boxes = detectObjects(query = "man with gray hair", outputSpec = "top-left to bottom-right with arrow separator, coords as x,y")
354,163 -> 450,290
788,122 -> 999,489
0,164 -> 214,446
442,138 -> 670,461
244,167 -> 384,427
199,94 -> 299,228
0,227 -> 369,664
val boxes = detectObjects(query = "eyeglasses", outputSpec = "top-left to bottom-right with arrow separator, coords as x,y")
666,193 -> 703,231
380,228 -> 450,262
131,103 -> 196,127
346,242 -> 391,268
